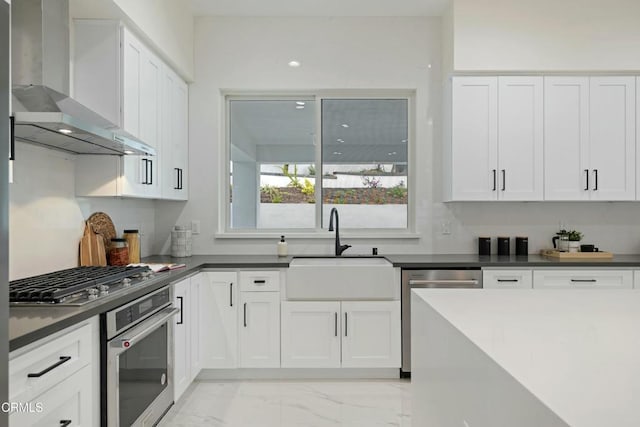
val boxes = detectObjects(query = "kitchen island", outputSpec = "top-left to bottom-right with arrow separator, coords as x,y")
411,289 -> 640,427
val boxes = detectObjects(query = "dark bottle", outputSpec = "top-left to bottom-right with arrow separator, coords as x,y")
497,237 -> 510,256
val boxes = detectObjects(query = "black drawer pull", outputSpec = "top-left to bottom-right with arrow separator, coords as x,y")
334,312 -> 338,337
344,312 -> 348,337
230,283 -> 233,307
253,279 -> 266,284
9,116 -> 15,161
571,279 -> 597,283
60,420 -> 72,427
28,356 -> 71,378
243,303 -> 247,327
497,279 -> 519,283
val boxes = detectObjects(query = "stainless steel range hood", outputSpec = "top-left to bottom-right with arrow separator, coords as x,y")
11,0 -> 155,156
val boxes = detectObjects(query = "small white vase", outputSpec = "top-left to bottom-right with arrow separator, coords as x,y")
568,241 -> 580,253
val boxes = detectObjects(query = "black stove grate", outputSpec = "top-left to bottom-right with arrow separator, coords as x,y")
9,265 -> 151,303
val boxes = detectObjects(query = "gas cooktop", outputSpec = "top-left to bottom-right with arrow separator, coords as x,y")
9,265 -> 154,306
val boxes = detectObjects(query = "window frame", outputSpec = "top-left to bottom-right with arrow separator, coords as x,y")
220,90 -> 417,238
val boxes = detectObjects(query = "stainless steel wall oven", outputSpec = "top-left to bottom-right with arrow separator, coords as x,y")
102,287 -> 178,426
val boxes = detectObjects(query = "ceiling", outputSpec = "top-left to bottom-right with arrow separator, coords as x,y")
190,0 -> 450,17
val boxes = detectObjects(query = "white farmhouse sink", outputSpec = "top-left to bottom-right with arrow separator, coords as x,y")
286,257 -> 396,300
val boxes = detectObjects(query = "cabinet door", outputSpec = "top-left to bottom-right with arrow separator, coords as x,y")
589,77 -> 635,201
121,27 -> 142,138
544,77 -> 590,200
189,273 -> 203,381
239,292 -> 280,368
483,269 -> 532,289
451,77 -> 498,200
200,272 -> 237,368
160,67 -> 188,200
281,301 -> 340,368
341,301 -> 401,368
9,365 -> 93,427
173,278 -> 190,401
533,270 -> 633,289
498,77 -> 543,200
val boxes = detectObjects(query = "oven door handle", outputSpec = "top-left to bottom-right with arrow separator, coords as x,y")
110,307 -> 179,355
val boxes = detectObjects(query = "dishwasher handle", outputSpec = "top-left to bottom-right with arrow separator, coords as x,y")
408,279 -> 480,288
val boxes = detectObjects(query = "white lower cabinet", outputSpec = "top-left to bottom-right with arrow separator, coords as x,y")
239,291 -> 281,368
189,273 -> 203,381
634,270 -> 640,289
281,302 -> 341,368
533,269 -> 633,289
200,272 -> 238,368
281,301 -> 401,369
9,318 -> 98,427
483,269 -> 533,289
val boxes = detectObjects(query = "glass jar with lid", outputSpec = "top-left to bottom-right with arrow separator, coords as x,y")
109,238 -> 129,266
123,229 -> 140,263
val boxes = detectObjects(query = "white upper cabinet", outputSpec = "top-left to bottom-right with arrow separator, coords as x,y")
451,77 -> 498,201
545,76 -> 635,201
450,76 -> 543,201
497,77 -> 544,200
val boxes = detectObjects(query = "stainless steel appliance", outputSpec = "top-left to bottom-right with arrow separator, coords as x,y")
104,286 -> 178,426
1,0 -> 11,423
401,269 -> 482,375
9,265 -> 155,306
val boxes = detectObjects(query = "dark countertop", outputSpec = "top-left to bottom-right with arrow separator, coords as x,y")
11,253 -> 640,352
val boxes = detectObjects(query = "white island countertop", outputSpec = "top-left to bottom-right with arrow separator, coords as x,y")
412,289 -> 640,427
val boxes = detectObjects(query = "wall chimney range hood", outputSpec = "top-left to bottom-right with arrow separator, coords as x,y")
11,0 -> 155,156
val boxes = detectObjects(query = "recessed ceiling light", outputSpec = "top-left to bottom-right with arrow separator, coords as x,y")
296,105 -> 305,109
428,64 -> 432,69
124,150 -> 135,155
288,60 -> 301,67
341,123 -> 349,128
401,139 -> 407,143
332,152 -> 342,155
388,152 -> 397,156
58,128 -> 72,134
336,138 -> 344,143
296,101 -> 306,106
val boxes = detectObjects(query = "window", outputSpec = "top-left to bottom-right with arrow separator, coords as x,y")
227,93 -> 410,232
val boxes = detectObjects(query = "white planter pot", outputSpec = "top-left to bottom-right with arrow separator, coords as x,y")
568,241 -> 580,253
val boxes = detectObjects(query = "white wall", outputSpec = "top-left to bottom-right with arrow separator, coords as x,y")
9,145 -> 156,280
69,0 -> 194,80
154,16 -> 441,255
453,0 -> 640,71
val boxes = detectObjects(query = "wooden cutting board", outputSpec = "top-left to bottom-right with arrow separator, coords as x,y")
79,221 -> 107,266
540,249 -> 613,259
87,212 -> 117,254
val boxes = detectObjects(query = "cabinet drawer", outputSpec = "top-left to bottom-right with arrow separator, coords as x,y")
533,270 -> 633,289
10,322 -> 93,401
10,364 -> 93,427
239,271 -> 280,292
483,269 -> 532,289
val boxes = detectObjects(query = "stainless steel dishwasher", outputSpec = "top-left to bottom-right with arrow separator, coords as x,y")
401,269 -> 482,375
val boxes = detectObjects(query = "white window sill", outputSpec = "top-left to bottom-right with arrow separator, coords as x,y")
214,231 -> 421,240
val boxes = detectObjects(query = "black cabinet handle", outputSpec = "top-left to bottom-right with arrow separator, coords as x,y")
584,169 -> 589,191
176,296 -> 184,325
243,303 -> 247,327
28,356 -> 71,378
174,168 -> 180,190
593,169 -> 598,191
497,279 -> 519,283
179,168 -> 183,190
334,312 -> 338,337
148,159 -> 153,185
492,169 -> 496,191
253,279 -> 266,284
229,283 -> 233,307
344,312 -> 348,337
60,421 -> 72,427
141,159 -> 148,184
9,115 -> 15,161
571,279 -> 597,283
501,169 -> 506,191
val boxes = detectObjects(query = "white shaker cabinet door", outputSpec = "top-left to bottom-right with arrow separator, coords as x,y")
341,301 -> 401,368
544,77 -> 590,201
173,278 -> 190,401
238,292 -> 280,368
200,272 -> 238,369
497,77 -> 544,201
451,77 -> 499,200
281,301 -> 341,368
589,77 -> 635,201
483,269 -> 533,289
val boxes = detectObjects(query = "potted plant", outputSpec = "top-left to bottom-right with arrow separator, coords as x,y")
566,230 -> 583,253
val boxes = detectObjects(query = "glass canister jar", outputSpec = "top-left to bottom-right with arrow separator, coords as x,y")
171,225 -> 192,258
109,238 -> 130,266
123,229 -> 141,263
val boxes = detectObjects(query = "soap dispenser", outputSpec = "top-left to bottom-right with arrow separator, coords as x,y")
277,235 -> 288,257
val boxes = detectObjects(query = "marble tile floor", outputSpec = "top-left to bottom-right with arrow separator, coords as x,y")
158,379 -> 412,427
